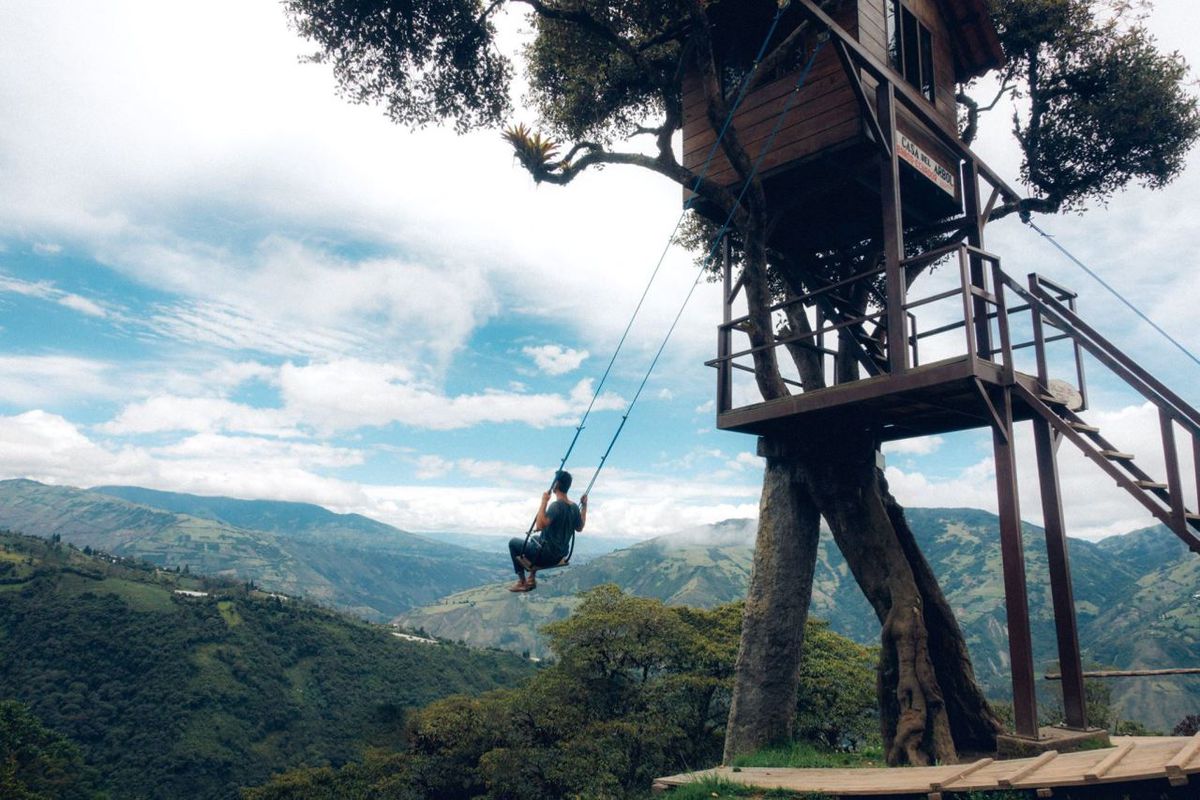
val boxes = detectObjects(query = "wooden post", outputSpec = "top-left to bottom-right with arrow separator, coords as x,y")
962,159 -> 992,361
1161,409 -> 1187,532
1033,416 -> 1087,730
718,234 -> 733,414
876,81 -> 908,374
992,387 -> 1039,738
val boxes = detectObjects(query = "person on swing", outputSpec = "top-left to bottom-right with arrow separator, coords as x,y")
508,469 -> 587,593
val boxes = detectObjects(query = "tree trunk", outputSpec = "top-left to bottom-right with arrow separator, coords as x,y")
790,423 -> 956,765
723,450 -> 821,762
878,471 -> 1004,754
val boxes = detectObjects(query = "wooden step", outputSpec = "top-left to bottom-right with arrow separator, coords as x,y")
1069,421 -> 1100,433
1186,512 -> 1200,522
1101,450 -> 1136,461
1040,394 -> 1066,405
1135,480 -> 1169,491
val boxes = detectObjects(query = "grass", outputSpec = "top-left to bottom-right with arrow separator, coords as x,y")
0,548 -> 29,563
731,741 -> 886,769
668,775 -> 827,799
218,600 -> 243,627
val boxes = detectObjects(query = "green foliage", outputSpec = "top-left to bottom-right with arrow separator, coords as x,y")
794,620 -> 879,750
0,533 -> 532,800
0,700 -> 102,800
252,586 -> 880,799
990,0 -> 1199,212
731,740 -> 885,770
1173,713 -> 1200,736
282,0 -> 511,132
669,775 -> 825,799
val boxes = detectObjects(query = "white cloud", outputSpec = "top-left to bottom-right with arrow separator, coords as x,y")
0,274 -> 110,319
276,360 -> 625,432
0,356 -> 116,405
0,411 -> 367,508
100,395 -> 302,438
523,344 -> 588,376
884,436 -> 945,456
57,293 -> 107,318
32,242 -> 61,255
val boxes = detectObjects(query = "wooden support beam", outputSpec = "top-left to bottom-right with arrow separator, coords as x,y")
1165,732 -> 1200,786
1046,667 -> 1200,679
1085,740 -> 1135,781
1033,414 -> 1087,730
930,758 -> 993,791
877,81 -> 908,373
993,387 -> 1039,738
999,750 -> 1058,787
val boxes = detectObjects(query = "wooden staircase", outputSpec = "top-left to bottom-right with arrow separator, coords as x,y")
1001,272 -> 1200,552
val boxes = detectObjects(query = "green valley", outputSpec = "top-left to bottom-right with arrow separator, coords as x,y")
0,531 -> 534,799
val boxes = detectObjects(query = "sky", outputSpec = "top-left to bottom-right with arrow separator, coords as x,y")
0,0 -> 1197,541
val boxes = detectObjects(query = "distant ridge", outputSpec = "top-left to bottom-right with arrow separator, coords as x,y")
0,479 -> 507,619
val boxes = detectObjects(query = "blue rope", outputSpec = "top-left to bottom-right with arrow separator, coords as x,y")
584,42 -> 826,497
549,2 -> 791,487
526,5 -> 793,543
1026,220 -> 1200,370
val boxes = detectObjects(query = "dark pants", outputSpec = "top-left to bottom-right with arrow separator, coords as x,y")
508,536 -> 562,577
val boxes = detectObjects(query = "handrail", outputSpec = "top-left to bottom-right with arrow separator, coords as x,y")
1000,273 -> 1200,436
718,310 -> 887,363
1030,274 -> 1078,301
721,266 -> 886,330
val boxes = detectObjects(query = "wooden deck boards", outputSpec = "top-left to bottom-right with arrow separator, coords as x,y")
654,736 -> 1200,796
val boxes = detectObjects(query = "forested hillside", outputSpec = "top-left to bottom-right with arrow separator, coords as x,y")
0,479 -> 508,619
401,510 -> 1200,731
0,532 -> 534,800
245,586 -> 879,800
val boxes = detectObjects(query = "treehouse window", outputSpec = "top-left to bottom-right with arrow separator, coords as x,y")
887,0 -> 935,104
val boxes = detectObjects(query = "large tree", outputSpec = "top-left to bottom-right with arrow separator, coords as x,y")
286,0 -> 1198,766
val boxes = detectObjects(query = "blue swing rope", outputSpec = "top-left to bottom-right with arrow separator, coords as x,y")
521,6 -> 801,566
581,41 -> 827,503
1025,219 -> 1200,370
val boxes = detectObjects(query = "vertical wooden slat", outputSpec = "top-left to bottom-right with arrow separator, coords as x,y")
962,159 -> 992,360
992,387 -> 1039,737
991,258 -> 1013,381
718,235 -> 732,414
959,248 -> 977,360
1028,274 -> 1050,388
1033,415 -> 1087,730
1069,295 -> 1089,411
877,81 -> 909,374
1161,408 -> 1186,532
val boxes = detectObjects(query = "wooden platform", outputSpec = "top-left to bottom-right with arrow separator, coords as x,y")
653,735 -> 1200,797
717,355 -> 1043,441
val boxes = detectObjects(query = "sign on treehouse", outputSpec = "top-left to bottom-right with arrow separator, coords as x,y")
898,132 -> 957,197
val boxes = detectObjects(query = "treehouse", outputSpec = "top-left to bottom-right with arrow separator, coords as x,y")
691,0 -> 1200,748
682,0 -> 1003,255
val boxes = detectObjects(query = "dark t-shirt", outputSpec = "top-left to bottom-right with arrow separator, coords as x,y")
541,499 -> 582,560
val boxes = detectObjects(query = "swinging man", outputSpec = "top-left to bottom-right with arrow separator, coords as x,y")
508,470 -> 587,592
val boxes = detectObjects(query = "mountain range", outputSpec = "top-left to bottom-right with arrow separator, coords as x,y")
2,477 -> 1197,731
0,479 -> 508,620
399,509 -> 1200,732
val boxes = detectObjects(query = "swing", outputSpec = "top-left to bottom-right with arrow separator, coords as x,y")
511,8 -> 823,585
